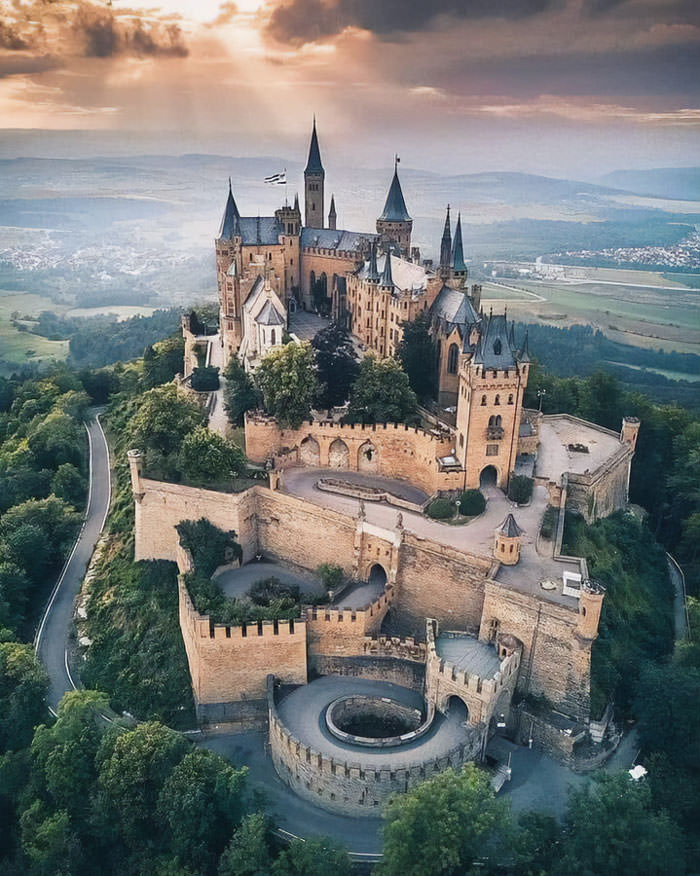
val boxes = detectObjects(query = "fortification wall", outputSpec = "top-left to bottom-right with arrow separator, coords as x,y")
134,478 -> 259,563
566,446 -> 632,522
425,622 -> 521,727
178,577 -> 307,716
305,589 -> 394,657
309,636 -> 427,690
392,533 -> 492,634
244,413 -> 463,495
479,582 -> 591,720
267,677 -> 482,817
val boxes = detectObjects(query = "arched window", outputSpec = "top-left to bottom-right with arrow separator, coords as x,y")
447,343 -> 459,374
494,395 -> 500,405
508,394 -> 514,405
270,329 -> 276,345
493,339 -> 502,356
495,415 -> 502,427
481,395 -> 487,406
488,415 -> 495,427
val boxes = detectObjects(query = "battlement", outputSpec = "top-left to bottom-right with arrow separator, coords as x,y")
361,634 -> 427,663
305,585 -> 394,625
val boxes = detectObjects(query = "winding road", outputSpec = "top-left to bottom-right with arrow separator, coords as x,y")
34,413 -> 111,714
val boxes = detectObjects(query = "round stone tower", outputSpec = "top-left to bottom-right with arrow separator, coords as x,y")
494,513 -> 523,565
621,416 -> 640,451
577,579 -> 606,640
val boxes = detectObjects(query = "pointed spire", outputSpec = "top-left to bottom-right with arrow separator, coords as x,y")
217,178 -> 240,239
293,192 -> 299,211
440,205 -> 452,268
451,211 -> 467,273
380,251 -> 394,287
519,330 -> 531,363
379,161 -> 411,222
368,240 -> 380,282
305,117 -> 324,175
329,194 -> 336,214
328,193 -> 337,230
497,513 -> 524,538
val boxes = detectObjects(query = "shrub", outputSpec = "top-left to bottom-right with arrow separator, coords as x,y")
175,518 -> 242,578
426,498 -> 455,520
190,365 -> 220,392
248,576 -> 300,607
508,475 -> 534,505
458,490 -> 486,516
317,562 -> 344,591
540,506 -> 558,539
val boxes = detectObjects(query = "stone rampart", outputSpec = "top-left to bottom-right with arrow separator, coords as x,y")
267,676 -> 482,817
305,589 -> 394,657
244,413 -> 464,495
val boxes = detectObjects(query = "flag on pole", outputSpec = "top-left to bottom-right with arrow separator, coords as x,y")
264,171 -> 287,185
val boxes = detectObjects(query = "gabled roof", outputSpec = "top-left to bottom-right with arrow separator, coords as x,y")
305,119 -> 324,175
497,513 -> 523,538
238,216 -> 283,246
357,253 -> 427,293
379,165 -> 411,223
474,312 -> 518,369
256,299 -> 285,326
243,275 -> 265,305
301,227 -> 376,253
451,212 -> 467,272
217,180 -> 240,239
430,284 -> 479,330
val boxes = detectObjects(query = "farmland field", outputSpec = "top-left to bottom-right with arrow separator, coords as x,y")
0,290 -> 68,373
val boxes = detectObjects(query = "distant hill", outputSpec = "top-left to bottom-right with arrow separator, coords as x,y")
599,167 -> 700,201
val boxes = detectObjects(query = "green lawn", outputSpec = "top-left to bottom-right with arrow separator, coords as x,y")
0,290 -> 69,373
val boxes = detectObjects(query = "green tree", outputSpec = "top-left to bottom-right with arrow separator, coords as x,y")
179,425 -> 246,484
513,811 -> 560,876
19,800 -> 82,876
255,343 -> 318,429
51,463 -> 87,509
553,772 -> 684,876
27,411 -> 83,470
346,356 -> 418,425
143,336 -> 187,389
379,764 -> 510,876
218,812 -> 272,876
271,837 -> 351,876
0,642 -> 48,753
223,359 -> 261,426
311,322 -> 359,409
157,749 -> 248,871
397,310 -> 436,399
0,563 -> 30,632
191,366 -> 221,392
1,524 -> 51,586
127,383 -> 206,457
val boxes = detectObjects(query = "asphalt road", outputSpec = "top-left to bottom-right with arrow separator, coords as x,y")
35,413 -> 111,714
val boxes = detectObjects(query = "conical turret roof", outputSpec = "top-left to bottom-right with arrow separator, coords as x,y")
380,252 -> 394,287
440,205 -> 452,267
305,118 -> 324,175
217,178 -> 240,239
451,212 -> 467,272
379,162 -> 411,222
497,513 -> 523,538
367,240 -> 380,282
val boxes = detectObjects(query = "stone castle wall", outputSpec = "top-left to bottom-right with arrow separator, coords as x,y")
244,413 -> 463,495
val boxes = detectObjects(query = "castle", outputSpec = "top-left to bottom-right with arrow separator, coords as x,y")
135,127 -> 643,816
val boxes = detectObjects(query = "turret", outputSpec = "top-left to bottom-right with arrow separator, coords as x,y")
380,252 -> 394,289
621,416 -> 640,451
439,205 -> 452,278
328,194 -> 337,230
376,157 -> 412,258
451,212 -> 468,289
470,283 -> 482,313
304,117 -> 325,228
577,579 -> 605,640
217,178 -> 240,241
367,240 -> 380,283
494,514 -> 523,565
127,449 -> 144,503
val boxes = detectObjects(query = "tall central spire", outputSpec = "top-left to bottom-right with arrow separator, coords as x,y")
451,211 -> 467,273
304,116 -> 325,228
440,205 -> 452,269
305,116 -> 324,175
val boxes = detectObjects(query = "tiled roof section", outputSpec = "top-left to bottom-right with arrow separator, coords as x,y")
217,181 -> 240,239
301,227 -> 376,252
357,253 -> 428,293
305,119 -> 324,175
451,212 -> 467,272
430,284 -> 479,329
239,216 -> 283,246
497,513 -> 523,538
474,312 -> 518,369
243,274 -> 264,305
256,299 -> 285,326
379,166 -> 411,222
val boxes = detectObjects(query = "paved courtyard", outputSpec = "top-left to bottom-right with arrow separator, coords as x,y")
289,310 -> 329,341
214,560 -> 325,600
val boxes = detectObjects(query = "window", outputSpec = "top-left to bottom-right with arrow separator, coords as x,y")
486,444 -> 499,456
494,395 -> 500,405
493,339 -> 502,355
271,329 -> 276,345
459,433 -> 464,447
481,395 -> 487,406
508,394 -> 514,405
448,343 -> 459,374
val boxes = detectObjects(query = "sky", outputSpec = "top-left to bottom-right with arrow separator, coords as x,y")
0,0 -> 699,178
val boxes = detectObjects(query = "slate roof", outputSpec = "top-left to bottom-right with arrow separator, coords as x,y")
439,206 -> 452,267
357,253 -> 427,293
452,213 -> 467,272
379,167 -> 411,222
217,182 -> 240,239
474,312 -> 518,369
256,299 -> 285,326
243,275 -> 264,305
301,227 -> 376,252
305,120 -> 324,175
497,513 -> 524,538
239,216 -> 283,246
430,284 -> 479,330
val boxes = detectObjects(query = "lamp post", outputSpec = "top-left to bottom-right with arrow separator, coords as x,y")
455,499 -> 461,522
537,388 -> 547,412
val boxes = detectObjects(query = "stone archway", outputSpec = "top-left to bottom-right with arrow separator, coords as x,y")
358,440 -> 378,473
479,465 -> 498,488
368,563 -> 387,587
329,438 -> 349,469
300,435 -> 320,467
444,695 -> 469,724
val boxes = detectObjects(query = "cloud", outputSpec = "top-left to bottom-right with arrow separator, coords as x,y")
0,54 -> 62,79
267,0 -> 558,44
584,0 -> 700,25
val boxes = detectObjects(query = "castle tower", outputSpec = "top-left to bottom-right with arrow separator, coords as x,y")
451,212 -> 468,289
127,449 -> 144,503
494,514 -> 523,565
328,194 -> 337,230
577,579 -> 605,640
380,251 -> 394,289
304,118 -> 325,228
439,205 -> 452,278
215,179 -> 244,361
454,313 -> 530,490
376,157 -> 412,258
621,416 -> 640,451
